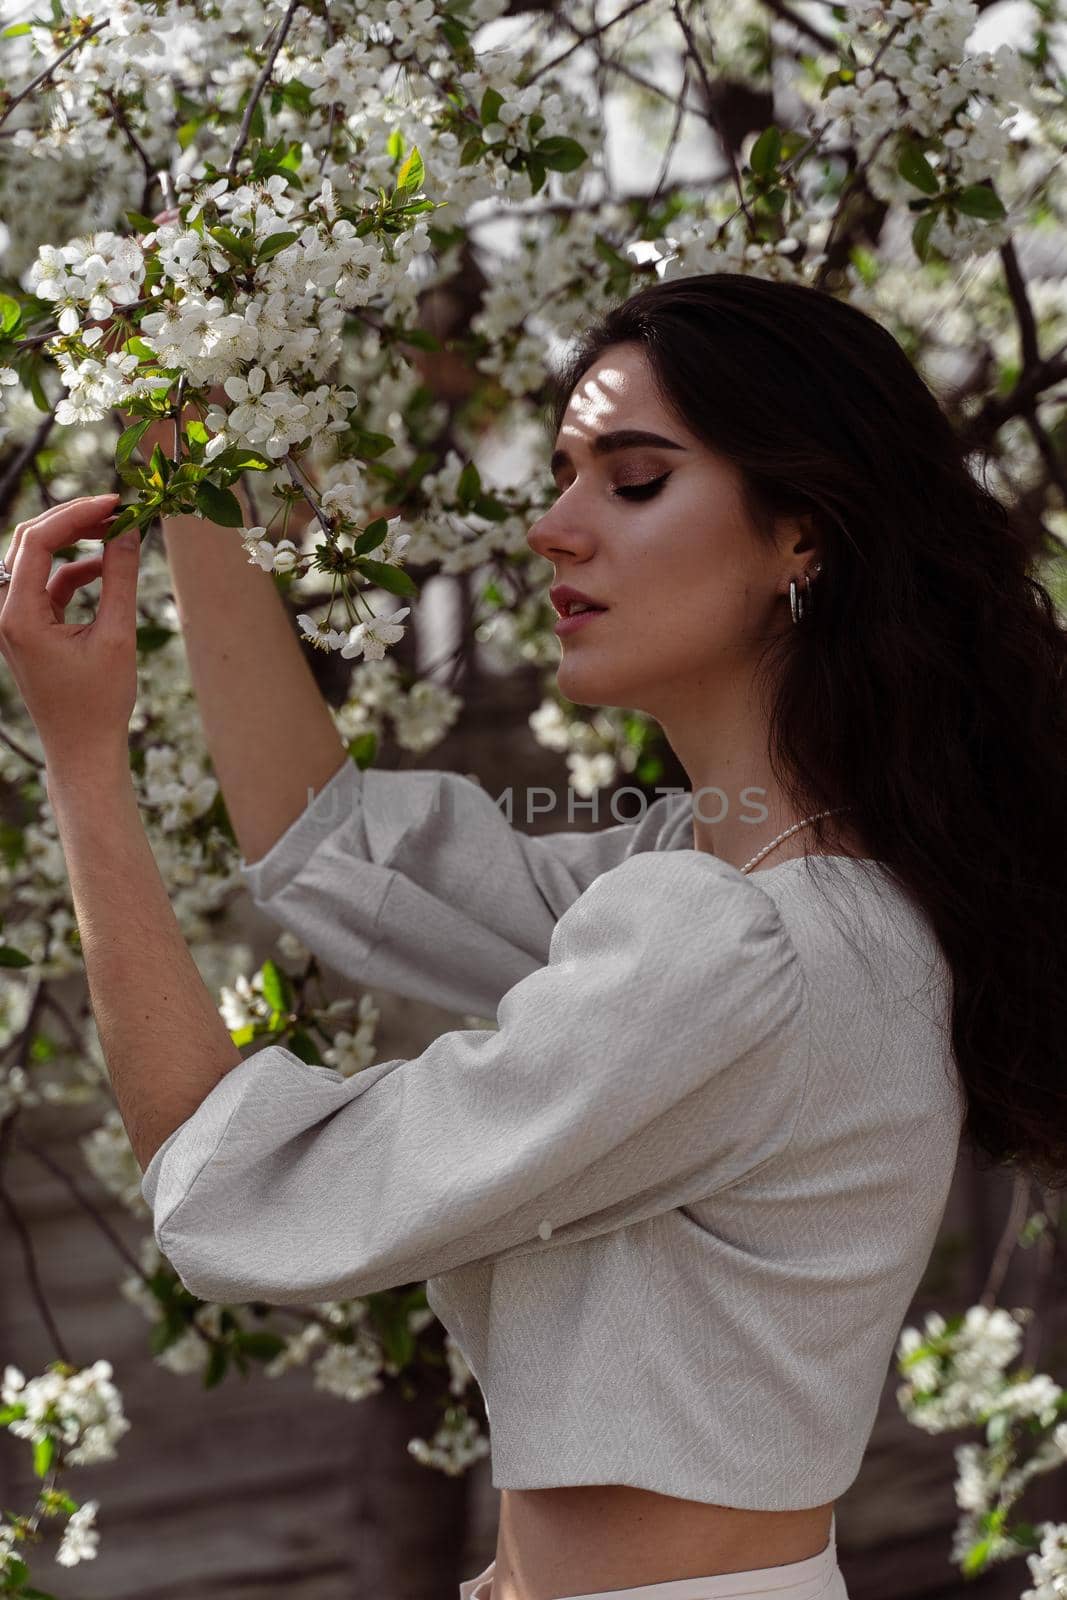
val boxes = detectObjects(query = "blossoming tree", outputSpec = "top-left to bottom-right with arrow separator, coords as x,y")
1,0 -> 1066,1593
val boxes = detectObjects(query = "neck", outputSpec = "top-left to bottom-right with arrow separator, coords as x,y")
659,690 -> 859,870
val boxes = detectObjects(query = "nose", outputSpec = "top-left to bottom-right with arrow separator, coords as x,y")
526,497 -> 596,563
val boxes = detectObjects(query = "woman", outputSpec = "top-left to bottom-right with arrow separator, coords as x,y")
1,270 -> 1064,1600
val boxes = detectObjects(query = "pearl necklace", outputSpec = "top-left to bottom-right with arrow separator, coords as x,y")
739,807 -> 852,875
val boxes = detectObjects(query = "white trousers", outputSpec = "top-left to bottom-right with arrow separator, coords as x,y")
459,1512 -> 848,1600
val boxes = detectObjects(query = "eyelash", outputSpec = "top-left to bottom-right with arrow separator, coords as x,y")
612,472 -> 671,502
548,470 -> 672,505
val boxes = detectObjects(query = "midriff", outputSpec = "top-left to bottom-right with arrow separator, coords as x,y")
491,1488 -> 835,1600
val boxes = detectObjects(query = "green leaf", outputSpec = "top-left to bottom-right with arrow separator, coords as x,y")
206,446 -> 272,473
750,125 -> 781,177
259,959 -> 292,1013
195,481 -> 245,527
0,945 -> 32,968
256,230 -> 299,262
102,504 -> 150,539
354,559 -> 417,597
116,418 -> 152,466
286,1027 -> 324,1066
911,209 -> 938,264
125,210 -> 162,234
961,1536 -> 993,1577
395,144 -> 424,194
2,20 -> 32,34
136,624 -> 174,654
954,183 -> 1006,220
456,460 -> 481,508
348,731 -> 378,770
394,326 -> 441,352
527,157 -> 548,196
535,137 -> 588,172
276,82 -> 313,120
149,442 -> 170,487
229,1023 -> 259,1048
897,139 -> 939,196
149,1316 -> 188,1355
33,1434 -> 56,1478
480,87 -> 504,127
203,1343 -> 229,1388
459,135 -> 486,167
353,518 -> 389,555
124,335 -> 159,360
348,427 -> 396,459
0,292 -> 21,334
209,225 -> 253,263
234,1331 -> 287,1361
386,128 -> 405,160
473,494 -> 509,522
438,14 -> 470,50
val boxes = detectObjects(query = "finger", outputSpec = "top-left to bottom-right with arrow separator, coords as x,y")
45,553 -> 104,617
3,496 -> 117,579
95,524 -> 142,637
1,496 -> 120,630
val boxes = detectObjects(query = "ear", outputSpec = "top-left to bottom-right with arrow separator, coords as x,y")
773,509 -> 819,565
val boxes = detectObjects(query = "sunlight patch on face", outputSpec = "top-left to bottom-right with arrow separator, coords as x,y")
562,363 -> 629,442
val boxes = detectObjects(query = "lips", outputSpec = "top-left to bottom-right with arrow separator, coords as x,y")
550,584 -> 608,617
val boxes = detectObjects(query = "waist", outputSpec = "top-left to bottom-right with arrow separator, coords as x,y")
493,1489 -> 836,1600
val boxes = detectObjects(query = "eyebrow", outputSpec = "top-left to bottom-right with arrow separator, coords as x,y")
549,429 -> 687,480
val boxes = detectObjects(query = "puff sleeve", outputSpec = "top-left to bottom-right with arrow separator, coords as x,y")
237,757 -> 692,1016
141,850 -> 809,1306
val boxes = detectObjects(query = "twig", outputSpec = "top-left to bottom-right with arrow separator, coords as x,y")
0,19 -> 110,129
756,0 -> 840,55
225,0 -> 303,178
13,1128 -> 154,1282
669,0 -> 753,226
1001,238 -> 1040,370
106,88 -> 154,186
0,982 -> 74,1364
0,411 -> 57,522
317,0 -> 338,178
0,1125 -> 73,1364
173,374 -> 186,466
524,0 -> 658,87
979,1169 -> 1032,1308
16,295 -> 156,349
283,450 -> 333,535
0,722 -> 45,770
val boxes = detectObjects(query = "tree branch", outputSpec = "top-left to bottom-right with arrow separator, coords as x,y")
225,0 -> 303,177
0,19 -> 110,129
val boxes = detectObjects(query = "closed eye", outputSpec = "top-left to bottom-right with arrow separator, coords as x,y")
612,472 -> 671,502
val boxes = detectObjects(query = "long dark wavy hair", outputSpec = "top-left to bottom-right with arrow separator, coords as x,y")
545,270 -> 1067,1192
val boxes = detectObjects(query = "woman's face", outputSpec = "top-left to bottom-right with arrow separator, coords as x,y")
526,342 -> 794,719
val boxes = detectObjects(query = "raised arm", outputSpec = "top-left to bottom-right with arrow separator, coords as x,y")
132,403 -> 348,867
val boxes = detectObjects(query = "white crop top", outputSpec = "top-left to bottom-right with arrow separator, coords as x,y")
139,758 -> 966,1509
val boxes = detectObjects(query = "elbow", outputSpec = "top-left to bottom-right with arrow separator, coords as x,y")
155,1222 -> 416,1306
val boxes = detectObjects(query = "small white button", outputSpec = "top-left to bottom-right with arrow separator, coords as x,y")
537,1219 -> 553,1240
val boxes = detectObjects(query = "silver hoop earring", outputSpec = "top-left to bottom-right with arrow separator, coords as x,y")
789,564 -> 820,626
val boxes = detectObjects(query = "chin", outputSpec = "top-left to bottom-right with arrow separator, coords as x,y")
554,656 -> 638,713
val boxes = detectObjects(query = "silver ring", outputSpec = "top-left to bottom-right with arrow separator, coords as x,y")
0,553 -> 11,587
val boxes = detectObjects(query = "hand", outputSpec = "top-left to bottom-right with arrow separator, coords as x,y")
0,494 -> 141,778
